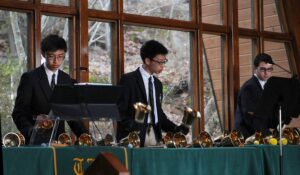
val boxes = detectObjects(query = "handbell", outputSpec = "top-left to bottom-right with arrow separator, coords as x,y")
134,102 -> 151,123
173,132 -> 188,148
119,131 -> 140,148
193,131 -> 213,148
162,132 -> 187,148
2,132 -> 25,147
58,133 -> 72,146
182,107 -> 201,126
163,132 -> 176,148
245,131 -> 263,145
78,133 -> 93,146
282,127 -> 300,145
221,130 -> 244,147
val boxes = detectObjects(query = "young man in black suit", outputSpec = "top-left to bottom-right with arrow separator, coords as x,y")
117,40 -> 189,147
12,34 -> 88,145
234,53 -> 275,139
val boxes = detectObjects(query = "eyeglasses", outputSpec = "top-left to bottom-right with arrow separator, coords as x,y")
46,54 -> 65,62
258,67 -> 273,73
151,58 -> 168,65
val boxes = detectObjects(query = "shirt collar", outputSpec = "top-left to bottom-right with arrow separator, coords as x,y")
254,74 -> 267,89
44,63 -> 59,76
139,65 -> 152,79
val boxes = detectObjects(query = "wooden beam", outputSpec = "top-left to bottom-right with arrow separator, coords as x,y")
77,0 -> 89,82
283,0 -> 300,74
0,1 -> 34,11
227,0 -> 239,130
123,13 -> 197,31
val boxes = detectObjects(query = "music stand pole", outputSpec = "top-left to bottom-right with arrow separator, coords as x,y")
279,106 -> 283,175
48,117 -> 60,147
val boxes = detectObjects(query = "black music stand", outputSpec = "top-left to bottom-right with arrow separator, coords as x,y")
255,76 -> 300,175
255,76 -> 300,131
29,84 -> 123,146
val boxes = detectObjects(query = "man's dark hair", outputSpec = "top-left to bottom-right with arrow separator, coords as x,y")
253,53 -> 274,67
41,34 -> 67,57
140,40 -> 168,63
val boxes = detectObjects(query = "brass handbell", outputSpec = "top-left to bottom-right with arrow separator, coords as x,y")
163,132 -> 176,148
193,131 -> 213,148
133,102 -> 151,123
163,132 -> 188,148
78,133 -> 93,146
221,130 -> 244,147
182,107 -> 201,126
58,133 -> 72,146
282,127 -> 300,145
119,131 -> 140,148
245,131 -> 263,145
173,132 -> 188,148
2,132 -> 25,147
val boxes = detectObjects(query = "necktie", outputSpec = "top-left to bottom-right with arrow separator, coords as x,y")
51,74 -> 55,90
148,76 -> 155,124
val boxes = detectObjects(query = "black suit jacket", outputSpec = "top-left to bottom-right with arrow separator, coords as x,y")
116,68 -> 177,146
12,65 -> 87,144
234,76 -> 267,138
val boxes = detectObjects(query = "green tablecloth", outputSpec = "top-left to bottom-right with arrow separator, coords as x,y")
3,146 -> 128,175
255,145 -> 300,175
2,145 -> 300,175
130,147 -> 263,175
3,146 -> 54,175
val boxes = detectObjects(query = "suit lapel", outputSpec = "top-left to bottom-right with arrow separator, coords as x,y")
135,68 -> 147,102
252,76 -> 263,91
37,65 -> 53,101
57,70 -> 68,84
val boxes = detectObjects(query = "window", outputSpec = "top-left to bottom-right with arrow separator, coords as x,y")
238,0 -> 254,29
88,0 -> 112,11
239,38 -> 255,85
41,0 -> 70,6
263,0 -> 284,32
203,34 -> 224,137
124,0 -> 191,21
202,0 -> 223,25
264,41 -> 292,77
0,10 -> 28,137
88,21 -> 113,84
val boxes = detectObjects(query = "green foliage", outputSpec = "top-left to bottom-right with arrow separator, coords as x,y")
89,74 -> 110,84
0,55 -> 26,136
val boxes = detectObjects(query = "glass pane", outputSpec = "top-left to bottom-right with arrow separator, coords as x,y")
124,0 -> 191,21
264,41 -> 291,78
41,0 -> 69,6
0,11 -> 28,138
88,21 -> 112,84
239,38 -> 254,86
124,25 -> 192,141
238,0 -> 254,29
202,0 -> 222,25
41,15 -> 70,74
202,34 -> 223,138
88,21 -> 113,142
88,0 -> 112,10
263,0 -> 283,32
